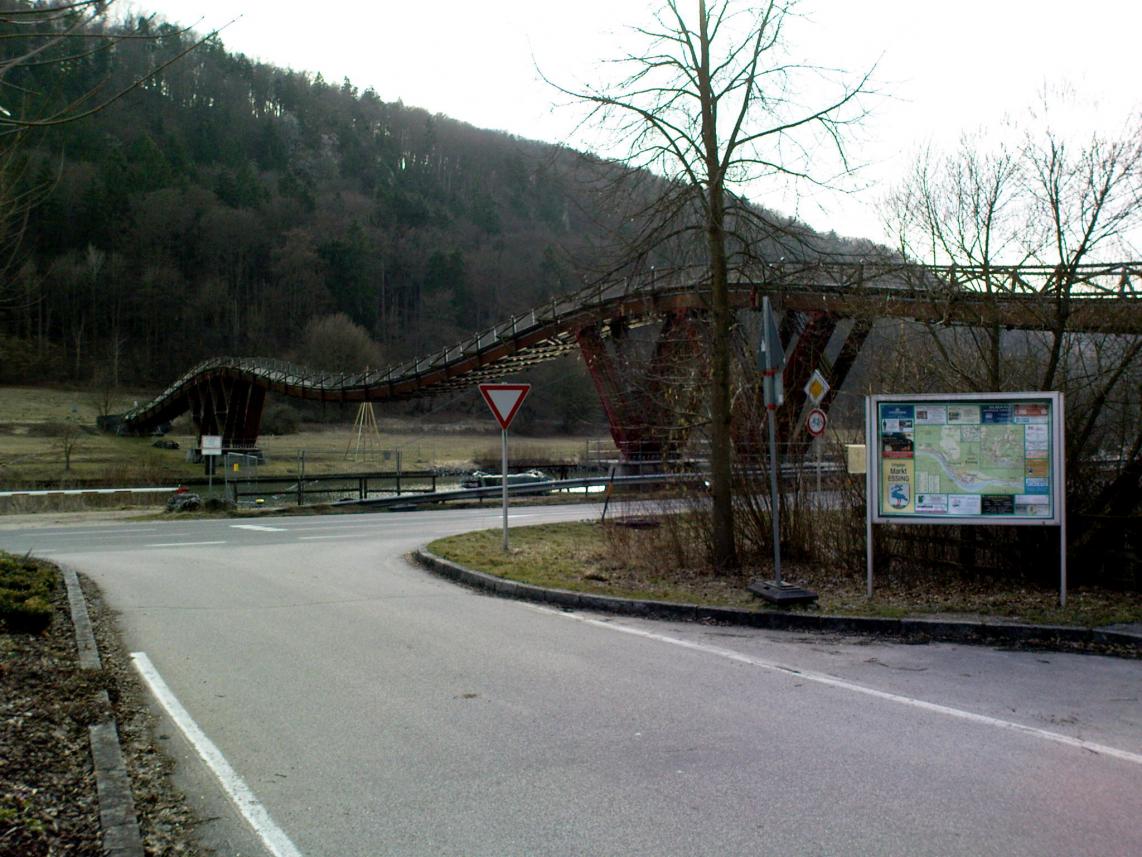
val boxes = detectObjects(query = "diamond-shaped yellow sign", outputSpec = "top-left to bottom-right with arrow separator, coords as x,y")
803,369 -> 830,405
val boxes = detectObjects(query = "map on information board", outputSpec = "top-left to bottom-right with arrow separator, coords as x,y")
869,394 -> 1062,525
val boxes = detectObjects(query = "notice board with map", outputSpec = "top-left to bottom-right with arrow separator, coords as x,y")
866,393 -> 1064,526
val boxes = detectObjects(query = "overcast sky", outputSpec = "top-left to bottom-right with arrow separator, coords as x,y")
135,1 -> 1141,247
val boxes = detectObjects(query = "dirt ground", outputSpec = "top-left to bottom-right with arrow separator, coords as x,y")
1,563 -> 204,856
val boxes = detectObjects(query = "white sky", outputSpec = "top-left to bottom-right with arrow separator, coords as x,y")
134,1 -> 1141,248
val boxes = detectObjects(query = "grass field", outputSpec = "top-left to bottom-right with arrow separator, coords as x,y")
0,385 -> 615,490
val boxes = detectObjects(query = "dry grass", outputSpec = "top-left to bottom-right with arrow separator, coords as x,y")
0,385 -> 614,486
429,520 -> 1142,628
262,430 -> 596,474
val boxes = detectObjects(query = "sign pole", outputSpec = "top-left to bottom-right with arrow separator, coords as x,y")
816,436 -> 823,497
865,397 -> 875,598
501,427 -> 510,552
767,397 -> 783,585
1057,395 -> 1067,607
763,298 -> 784,585
1059,511 -> 1067,608
477,383 -> 531,554
746,299 -> 815,605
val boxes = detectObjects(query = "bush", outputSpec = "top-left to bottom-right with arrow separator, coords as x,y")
0,554 -> 56,633
261,402 -> 301,435
166,493 -> 202,512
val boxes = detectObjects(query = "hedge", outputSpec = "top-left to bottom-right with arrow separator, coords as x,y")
0,553 -> 56,633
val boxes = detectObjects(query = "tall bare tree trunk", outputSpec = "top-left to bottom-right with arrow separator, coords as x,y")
698,1 -> 737,569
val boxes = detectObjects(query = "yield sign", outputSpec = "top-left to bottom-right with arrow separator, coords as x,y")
479,383 -> 531,429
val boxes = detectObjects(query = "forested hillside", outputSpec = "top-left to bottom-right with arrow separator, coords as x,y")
0,6 -> 874,405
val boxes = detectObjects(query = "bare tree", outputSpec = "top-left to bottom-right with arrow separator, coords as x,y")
884,101 -> 1142,558
550,0 -> 873,569
885,134 -> 1030,391
885,106 -> 1142,411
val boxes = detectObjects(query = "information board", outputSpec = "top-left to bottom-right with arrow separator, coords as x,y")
867,393 -> 1064,526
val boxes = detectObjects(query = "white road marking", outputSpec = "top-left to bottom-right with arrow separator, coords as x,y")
298,534 -> 368,541
147,540 -> 227,548
231,525 -> 288,532
131,653 -> 305,857
541,607 -> 1142,767
287,523 -> 377,532
9,528 -> 163,537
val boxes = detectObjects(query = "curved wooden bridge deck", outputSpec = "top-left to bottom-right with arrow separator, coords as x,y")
118,260 -> 1142,455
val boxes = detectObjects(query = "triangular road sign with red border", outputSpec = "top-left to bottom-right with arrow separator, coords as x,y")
479,383 -> 531,430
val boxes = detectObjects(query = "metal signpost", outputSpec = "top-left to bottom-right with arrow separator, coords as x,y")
478,383 -> 531,552
748,301 -> 817,605
760,298 -> 785,583
806,407 -> 828,496
865,392 -> 1067,604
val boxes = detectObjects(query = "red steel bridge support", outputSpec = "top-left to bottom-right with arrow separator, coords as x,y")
577,311 -> 706,461
579,306 -> 869,465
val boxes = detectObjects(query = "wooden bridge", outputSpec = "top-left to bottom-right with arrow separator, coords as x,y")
116,260 -> 1142,459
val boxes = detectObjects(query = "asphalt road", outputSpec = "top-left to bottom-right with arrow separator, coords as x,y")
3,506 -> 1140,857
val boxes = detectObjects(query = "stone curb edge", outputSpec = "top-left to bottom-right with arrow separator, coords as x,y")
413,548 -> 1142,655
60,565 -> 145,857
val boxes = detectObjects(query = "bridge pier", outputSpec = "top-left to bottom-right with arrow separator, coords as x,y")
577,310 -> 705,462
187,371 -> 266,451
581,306 -> 869,466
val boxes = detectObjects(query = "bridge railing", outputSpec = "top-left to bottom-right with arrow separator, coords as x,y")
122,260 -> 1142,427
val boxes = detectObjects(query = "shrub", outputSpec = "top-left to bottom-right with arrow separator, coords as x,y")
261,402 -> 301,435
0,554 -> 56,633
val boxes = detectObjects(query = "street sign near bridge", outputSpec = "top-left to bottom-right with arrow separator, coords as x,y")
479,384 -> 531,430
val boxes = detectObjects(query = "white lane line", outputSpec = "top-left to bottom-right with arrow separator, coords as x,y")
15,528 -> 163,538
287,524 -> 376,532
298,534 -> 367,541
131,653 -> 305,857
147,540 -> 228,548
231,525 -> 288,532
540,608 -> 1142,767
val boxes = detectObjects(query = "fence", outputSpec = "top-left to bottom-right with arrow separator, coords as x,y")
224,470 -> 438,506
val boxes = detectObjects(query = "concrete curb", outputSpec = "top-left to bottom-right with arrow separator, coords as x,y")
413,548 -> 1142,655
62,566 -> 100,670
60,566 -> 145,857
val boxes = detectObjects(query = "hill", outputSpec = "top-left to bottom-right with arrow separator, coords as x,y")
0,5 -> 877,423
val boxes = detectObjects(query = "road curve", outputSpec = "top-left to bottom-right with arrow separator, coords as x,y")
3,506 -> 1139,857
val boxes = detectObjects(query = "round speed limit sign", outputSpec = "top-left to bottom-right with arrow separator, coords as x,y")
806,407 -> 827,437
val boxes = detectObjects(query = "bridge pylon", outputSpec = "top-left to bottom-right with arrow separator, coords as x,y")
187,369 -> 266,452
577,310 -> 707,462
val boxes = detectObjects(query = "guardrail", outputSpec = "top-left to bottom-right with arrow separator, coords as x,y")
0,487 -> 179,498
229,470 -> 437,505
0,462 -> 847,508
335,472 -> 708,510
